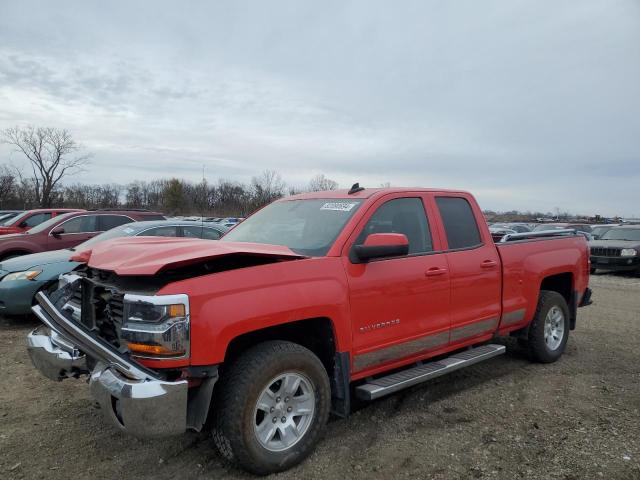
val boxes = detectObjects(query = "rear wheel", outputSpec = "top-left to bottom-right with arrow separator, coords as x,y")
526,290 -> 570,363
212,341 -> 331,475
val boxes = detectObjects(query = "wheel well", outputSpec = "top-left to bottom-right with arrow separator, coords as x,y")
540,272 -> 573,305
223,318 -> 337,377
540,272 -> 576,329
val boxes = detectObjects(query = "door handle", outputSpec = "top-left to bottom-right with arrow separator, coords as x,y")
481,260 -> 498,268
425,267 -> 448,277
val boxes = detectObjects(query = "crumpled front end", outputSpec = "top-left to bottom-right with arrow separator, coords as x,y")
27,276 -> 215,437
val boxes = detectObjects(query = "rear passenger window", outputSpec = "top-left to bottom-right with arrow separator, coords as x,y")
436,197 -> 482,249
143,226 -> 178,237
355,198 -> 432,254
100,215 -> 133,231
182,225 -> 222,240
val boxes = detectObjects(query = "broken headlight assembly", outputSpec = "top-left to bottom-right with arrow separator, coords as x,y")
121,293 -> 190,359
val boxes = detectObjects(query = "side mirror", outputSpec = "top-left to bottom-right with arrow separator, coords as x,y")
51,227 -> 65,237
352,233 -> 409,263
19,221 -> 28,228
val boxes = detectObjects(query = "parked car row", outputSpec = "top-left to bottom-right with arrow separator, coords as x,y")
0,216 -> 230,316
487,221 -> 638,275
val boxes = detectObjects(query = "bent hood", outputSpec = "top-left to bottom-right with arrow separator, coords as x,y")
75,237 -> 306,275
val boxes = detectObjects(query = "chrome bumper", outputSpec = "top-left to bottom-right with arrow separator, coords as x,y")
27,328 -> 88,381
29,290 -> 190,437
89,362 -> 187,437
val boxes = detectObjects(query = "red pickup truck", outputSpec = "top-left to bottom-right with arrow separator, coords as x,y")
27,187 -> 591,474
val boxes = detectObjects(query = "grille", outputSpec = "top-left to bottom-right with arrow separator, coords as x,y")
106,294 -> 124,325
70,283 -> 82,306
77,276 -> 125,347
590,247 -> 621,257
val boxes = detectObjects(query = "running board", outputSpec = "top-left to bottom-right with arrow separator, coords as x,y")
355,344 -> 506,401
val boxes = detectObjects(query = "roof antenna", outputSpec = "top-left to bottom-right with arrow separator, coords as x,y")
348,182 -> 365,195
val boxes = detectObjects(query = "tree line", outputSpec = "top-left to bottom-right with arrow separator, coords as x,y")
1,125 -> 340,216
0,165 -> 341,216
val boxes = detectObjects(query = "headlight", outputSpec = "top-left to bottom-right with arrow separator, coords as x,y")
621,248 -> 637,257
2,270 -> 42,282
121,294 -> 190,359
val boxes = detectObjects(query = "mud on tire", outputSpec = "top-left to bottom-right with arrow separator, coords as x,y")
212,340 -> 331,475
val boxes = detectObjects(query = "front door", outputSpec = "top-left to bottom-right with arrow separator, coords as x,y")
343,194 -> 451,374
47,215 -> 99,250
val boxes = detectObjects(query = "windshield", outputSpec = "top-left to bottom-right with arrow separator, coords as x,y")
591,226 -> 611,237
0,213 -> 16,223
1,211 -> 27,226
222,199 -> 363,256
601,228 -> 640,241
25,212 -> 77,234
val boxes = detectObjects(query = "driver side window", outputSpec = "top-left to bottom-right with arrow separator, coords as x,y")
356,198 -> 433,254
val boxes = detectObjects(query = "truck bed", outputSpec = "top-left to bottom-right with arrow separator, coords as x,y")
495,233 -> 590,333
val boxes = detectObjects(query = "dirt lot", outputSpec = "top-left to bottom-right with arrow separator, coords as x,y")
1,273 -> 639,480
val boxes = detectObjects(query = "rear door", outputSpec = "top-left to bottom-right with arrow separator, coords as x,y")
344,194 -> 451,374
434,195 -> 501,344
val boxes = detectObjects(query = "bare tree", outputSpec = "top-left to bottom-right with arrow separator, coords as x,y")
308,174 -> 338,192
2,126 -> 90,207
0,165 -> 15,208
250,170 -> 285,210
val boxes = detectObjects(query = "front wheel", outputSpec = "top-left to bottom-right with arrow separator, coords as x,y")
526,290 -> 570,363
212,341 -> 331,475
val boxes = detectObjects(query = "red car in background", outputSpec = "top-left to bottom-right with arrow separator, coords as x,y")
0,209 -> 82,235
0,209 -> 165,260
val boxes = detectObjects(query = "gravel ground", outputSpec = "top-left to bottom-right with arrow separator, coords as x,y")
1,273 -> 639,479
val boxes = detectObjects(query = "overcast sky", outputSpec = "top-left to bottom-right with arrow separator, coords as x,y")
1,1 -> 639,216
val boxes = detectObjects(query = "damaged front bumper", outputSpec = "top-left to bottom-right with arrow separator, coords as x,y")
28,289 -> 212,437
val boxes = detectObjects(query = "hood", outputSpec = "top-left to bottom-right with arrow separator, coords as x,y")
77,237 -> 306,275
589,239 -> 640,249
0,249 -> 76,273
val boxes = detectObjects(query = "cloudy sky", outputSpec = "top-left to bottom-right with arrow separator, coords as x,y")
0,1 -> 639,216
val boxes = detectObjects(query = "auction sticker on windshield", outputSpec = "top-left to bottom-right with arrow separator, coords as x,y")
320,202 -> 358,212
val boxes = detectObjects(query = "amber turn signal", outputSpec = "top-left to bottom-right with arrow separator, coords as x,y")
168,304 -> 186,317
126,342 -> 185,357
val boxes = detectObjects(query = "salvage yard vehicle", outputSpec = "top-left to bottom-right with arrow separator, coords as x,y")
0,209 -> 165,261
589,225 -> 640,274
0,208 -> 82,236
27,186 -> 591,474
0,220 -> 228,316
590,224 -> 620,240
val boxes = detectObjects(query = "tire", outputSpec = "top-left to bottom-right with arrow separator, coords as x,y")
212,341 -> 331,475
590,267 -> 596,275
526,290 -> 570,363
